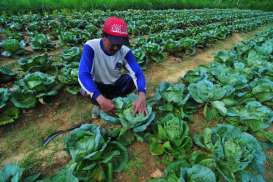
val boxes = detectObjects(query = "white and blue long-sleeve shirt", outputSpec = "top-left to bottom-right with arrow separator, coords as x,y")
78,39 -> 146,99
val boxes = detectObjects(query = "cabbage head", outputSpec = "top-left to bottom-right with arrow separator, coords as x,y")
100,94 -> 155,135
149,113 -> 192,157
194,124 -> 266,182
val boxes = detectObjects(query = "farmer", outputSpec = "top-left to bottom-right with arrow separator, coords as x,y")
78,16 -> 147,118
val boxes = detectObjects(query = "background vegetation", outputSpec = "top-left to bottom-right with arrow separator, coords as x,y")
1,0 -> 273,12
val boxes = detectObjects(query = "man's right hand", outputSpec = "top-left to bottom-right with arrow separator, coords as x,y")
96,95 -> 115,114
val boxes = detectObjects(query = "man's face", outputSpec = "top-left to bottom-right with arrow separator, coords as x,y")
108,42 -> 122,55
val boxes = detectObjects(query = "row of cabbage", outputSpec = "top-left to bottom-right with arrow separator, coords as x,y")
146,27 -> 273,182
1,9 -> 269,37
0,46 -> 81,126
1,27 -> 272,182
1,9 -> 273,57
1,14 -> 272,60
132,15 -> 273,67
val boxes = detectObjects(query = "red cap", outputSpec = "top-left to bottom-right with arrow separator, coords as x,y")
103,16 -> 128,37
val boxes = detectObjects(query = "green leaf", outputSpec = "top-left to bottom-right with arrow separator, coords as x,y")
0,88 -> 10,109
180,164 -> 216,182
0,66 -> 17,83
100,94 -> 155,133
11,91 -> 37,109
0,163 -> 23,182
211,101 -> 227,116
0,107 -> 20,126
149,142 -> 165,155
193,124 -> 266,180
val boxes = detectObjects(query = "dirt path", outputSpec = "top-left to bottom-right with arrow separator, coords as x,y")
0,25 -> 272,181
146,31 -> 254,94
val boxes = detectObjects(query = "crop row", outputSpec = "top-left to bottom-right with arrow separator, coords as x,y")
1,9 -> 273,57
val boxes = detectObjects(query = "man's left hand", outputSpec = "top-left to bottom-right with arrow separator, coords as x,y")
133,92 -> 147,115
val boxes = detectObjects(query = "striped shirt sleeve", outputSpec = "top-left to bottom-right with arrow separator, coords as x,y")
78,44 -> 101,99
124,50 -> 146,93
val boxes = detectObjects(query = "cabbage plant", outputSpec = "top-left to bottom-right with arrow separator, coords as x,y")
10,72 -> 59,108
0,38 -> 25,57
180,165 -> 216,182
30,33 -> 53,51
249,78 -> 273,106
132,48 -> 148,68
17,54 -> 51,72
100,94 -> 155,136
149,164 -> 216,182
0,163 -> 24,182
0,66 -> 17,83
194,124 -> 266,182
149,113 -> 192,158
58,62 -> 79,95
143,42 -> 166,63
0,88 -> 10,109
152,82 -> 191,117
0,163 -> 40,182
0,88 -> 21,126
65,124 -> 128,182
188,79 -> 235,120
226,101 -> 273,132
61,47 -> 81,62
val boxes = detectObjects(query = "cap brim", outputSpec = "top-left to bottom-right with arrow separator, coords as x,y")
108,36 -> 130,46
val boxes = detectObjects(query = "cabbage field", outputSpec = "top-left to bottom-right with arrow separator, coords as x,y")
0,8 -> 273,182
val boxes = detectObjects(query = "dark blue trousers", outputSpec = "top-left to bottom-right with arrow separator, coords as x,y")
90,74 -> 136,104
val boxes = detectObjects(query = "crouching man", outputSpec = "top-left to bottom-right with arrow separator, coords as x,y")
78,16 -> 147,118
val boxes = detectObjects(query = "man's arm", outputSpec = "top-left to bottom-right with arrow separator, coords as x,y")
78,44 -> 101,100
124,50 -> 146,94
124,50 -> 147,114
78,44 -> 115,113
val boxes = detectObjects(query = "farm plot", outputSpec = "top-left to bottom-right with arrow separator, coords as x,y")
0,9 -> 273,182
1,9 -> 273,125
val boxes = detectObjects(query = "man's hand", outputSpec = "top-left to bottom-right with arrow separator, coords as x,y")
133,92 -> 147,115
96,95 -> 115,114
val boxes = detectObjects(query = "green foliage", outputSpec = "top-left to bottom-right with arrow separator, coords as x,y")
143,42 -> 166,63
38,164 -> 78,182
188,79 -> 234,104
63,124 -> 128,181
227,101 -> 273,131
149,164 -> 216,182
58,62 -> 79,95
0,66 -> 17,83
2,0 -> 273,12
149,113 -> 192,158
100,94 -> 155,136
0,163 -> 39,182
0,106 -> 20,126
61,47 -> 81,62
180,165 -> 216,182
0,163 -> 23,182
132,48 -> 148,68
30,33 -> 53,51
0,39 -> 25,57
0,88 -> 10,109
249,78 -> 273,106
17,54 -> 51,72
59,31 -> 78,45
10,72 -> 58,108
152,82 -> 191,118
194,124 -> 266,182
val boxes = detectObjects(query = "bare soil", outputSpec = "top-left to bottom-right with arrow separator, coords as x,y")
115,142 -> 164,182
